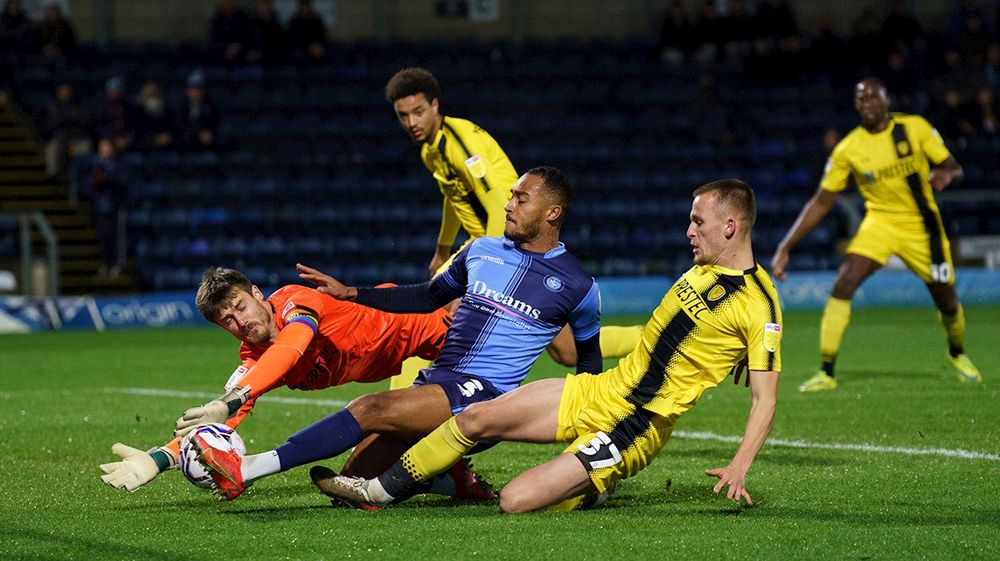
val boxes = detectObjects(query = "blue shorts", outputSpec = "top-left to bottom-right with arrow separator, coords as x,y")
413,368 -> 504,414
414,368 -> 503,454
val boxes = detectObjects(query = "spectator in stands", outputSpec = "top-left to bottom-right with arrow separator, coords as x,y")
135,81 -> 174,151
882,51 -> 922,113
946,0 -> 994,65
94,76 -> 136,154
718,0 -> 752,62
881,0 -> 926,56
808,15 -> 848,83
0,0 -> 31,56
982,43 -> 1000,88
967,85 -> 999,136
247,0 -> 285,65
935,86 -> 978,139
288,0 -> 327,63
655,0 -> 693,67
692,0 -> 724,65
176,70 -> 219,151
87,139 -> 128,277
209,0 -> 252,64
849,2 -> 887,70
38,3 -> 76,63
43,82 -> 91,178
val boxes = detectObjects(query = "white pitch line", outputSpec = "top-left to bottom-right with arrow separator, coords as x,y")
53,387 -> 1000,462
673,430 -> 1000,462
103,387 -> 348,408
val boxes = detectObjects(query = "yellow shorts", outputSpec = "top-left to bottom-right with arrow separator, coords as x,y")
846,212 -> 955,285
556,373 -> 675,493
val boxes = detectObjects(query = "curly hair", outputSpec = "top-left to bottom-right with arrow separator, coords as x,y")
385,67 -> 441,104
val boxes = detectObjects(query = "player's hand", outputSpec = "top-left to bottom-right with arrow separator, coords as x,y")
428,255 -> 445,279
928,168 -> 951,191
705,465 -> 753,505
769,248 -> 790,281
296,263 -> 357,300
428,246 -> 450,279
99,443 -> 161,491
174,399 -> 228,437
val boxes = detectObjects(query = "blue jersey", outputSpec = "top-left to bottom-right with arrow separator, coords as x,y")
429,236 -> 601,392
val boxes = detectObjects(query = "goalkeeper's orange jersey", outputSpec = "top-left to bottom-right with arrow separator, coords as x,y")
220,284 -> 449,431
164,285 -> 450,461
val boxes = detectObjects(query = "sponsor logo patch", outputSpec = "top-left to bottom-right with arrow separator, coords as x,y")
465,154 -> 487,179
763,322 -> 782,353
707,284 -> 725,302
224,365 -> 250,391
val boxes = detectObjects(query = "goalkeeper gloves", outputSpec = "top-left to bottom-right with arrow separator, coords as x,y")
174,386 -> 250,437
99,443 -> 175,492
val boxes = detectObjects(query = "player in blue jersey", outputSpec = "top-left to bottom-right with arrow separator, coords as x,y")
193,166 -> 604,503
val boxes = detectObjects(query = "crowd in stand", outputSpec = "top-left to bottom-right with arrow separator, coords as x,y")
209,0 -> 329,65
657,0 -> 1000,143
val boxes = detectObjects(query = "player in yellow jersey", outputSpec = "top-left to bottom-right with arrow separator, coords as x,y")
771,78 -> 982,392
384,67 -> 641,388
316,179 -> 782,512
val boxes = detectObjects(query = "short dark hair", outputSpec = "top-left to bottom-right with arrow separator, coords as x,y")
385,67 -> 440,104
693,178 -> 756,227
195,267 -> 252,323
526,165 -> 573,225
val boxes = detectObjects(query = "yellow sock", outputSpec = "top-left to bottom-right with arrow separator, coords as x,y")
389,357 -> 429,390
600,325 -> 643,358
544,495 -> 586,512
400,417 -> 477,482
939,304 -> 966,355
819,297 -> 852,364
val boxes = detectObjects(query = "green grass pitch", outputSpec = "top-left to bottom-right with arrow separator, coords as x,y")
1,306 -> 998,560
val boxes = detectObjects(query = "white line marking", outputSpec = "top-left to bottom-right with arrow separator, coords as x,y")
674,430 -> 1000,462
6,386 -> 997,462
102,387 -> 349,408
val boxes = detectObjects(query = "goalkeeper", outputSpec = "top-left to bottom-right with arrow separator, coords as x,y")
98,267 -> 490,500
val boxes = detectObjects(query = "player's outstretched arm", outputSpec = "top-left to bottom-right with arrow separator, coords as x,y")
175,386 -> 251,437
704,369 -> 779,505
296,263 -> 358,300
770,188 -> 838,281
928,156 -> 963,191
99,442 -> 177,492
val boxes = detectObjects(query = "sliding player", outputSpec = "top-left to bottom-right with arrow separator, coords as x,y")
98,267 -> 491,500
192,167 -> 604,503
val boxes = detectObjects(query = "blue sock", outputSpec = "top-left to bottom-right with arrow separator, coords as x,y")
274,409 -> 363,470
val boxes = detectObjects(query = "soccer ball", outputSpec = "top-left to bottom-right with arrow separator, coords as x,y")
179,423 -> 246,489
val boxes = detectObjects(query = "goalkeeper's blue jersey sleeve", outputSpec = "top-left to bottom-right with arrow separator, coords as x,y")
430,236 -> 601,393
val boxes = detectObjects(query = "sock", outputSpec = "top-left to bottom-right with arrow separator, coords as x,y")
242,450 -> 281,482
939,305 -> 966,357
819,296 -> 852,372
273,409 -> 363,472
377,417 -> 477,499
389,357 -> 429,391
545,495 -> 586,512
599,325 -> 644,358
821,359 -> 836,378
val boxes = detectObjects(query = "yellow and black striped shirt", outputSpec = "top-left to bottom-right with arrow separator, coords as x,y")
606,263 -> 782,419
821,113 -> 951,223
420,116 -> 519,248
